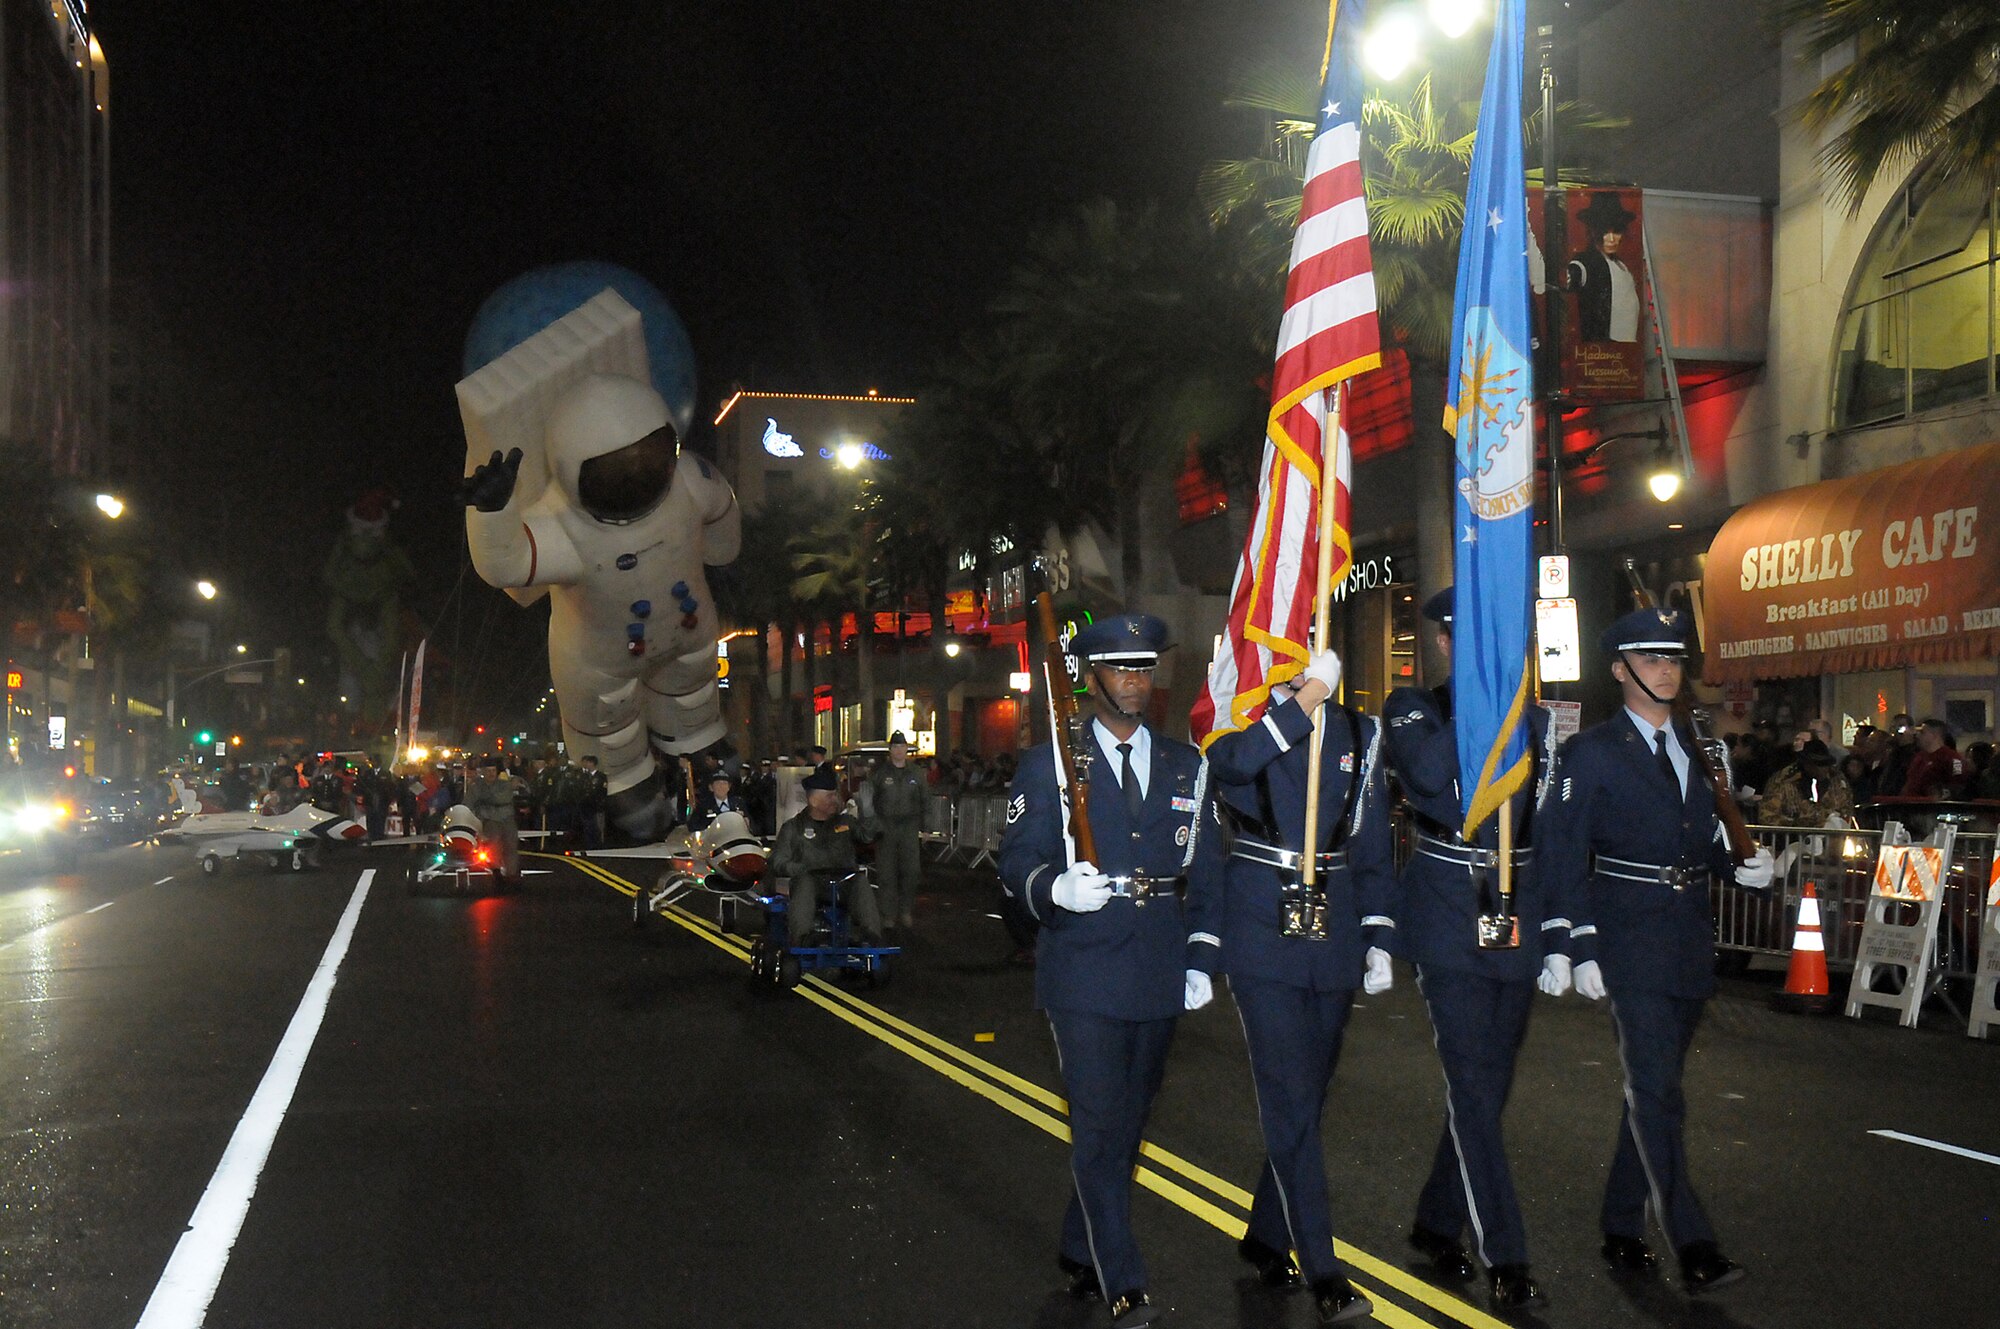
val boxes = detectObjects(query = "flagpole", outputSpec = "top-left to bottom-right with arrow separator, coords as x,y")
1299,388 -> 1344,889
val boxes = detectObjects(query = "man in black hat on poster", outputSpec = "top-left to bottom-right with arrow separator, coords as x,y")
997,612 -> 1224,1329
1384,587 -> 1562,1310
1566,191 -> 1641,343
1537,606 -> 1774,1295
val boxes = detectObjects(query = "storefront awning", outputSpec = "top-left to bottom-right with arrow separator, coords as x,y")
1703,443 -> 2000,682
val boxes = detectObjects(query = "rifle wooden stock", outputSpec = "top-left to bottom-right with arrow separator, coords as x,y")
1035,589 -> 1096,864
1620,559 -> 1758,864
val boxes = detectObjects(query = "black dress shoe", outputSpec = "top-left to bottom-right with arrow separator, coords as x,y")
1056,1253 -> 1102,1301
1109,1288 -> 1160,1327
1238,1233 -> 1303,1289
1408,1225 -> 1476,1280
1310,1275 -> 1375,1325
1679,1241 -> 1745,1293
1600,1234 -> 1659,1274
1488,1263 -> 1546,1310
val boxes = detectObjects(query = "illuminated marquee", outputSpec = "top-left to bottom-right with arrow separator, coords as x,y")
818,442 -> 892,462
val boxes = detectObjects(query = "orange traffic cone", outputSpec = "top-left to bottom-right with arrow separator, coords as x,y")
1771,882 -> 1832,1014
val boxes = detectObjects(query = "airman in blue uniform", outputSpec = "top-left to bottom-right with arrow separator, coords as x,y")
1537,606 -> 1774,1295
997,613 -> 1224,1329
1384,587 -> 1562,1311
1201,647 -> 1391,1326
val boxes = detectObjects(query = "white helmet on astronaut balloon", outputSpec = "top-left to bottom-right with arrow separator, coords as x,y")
545,373 -> 681,524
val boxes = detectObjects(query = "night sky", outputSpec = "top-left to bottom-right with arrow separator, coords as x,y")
90,0 -> 1325,726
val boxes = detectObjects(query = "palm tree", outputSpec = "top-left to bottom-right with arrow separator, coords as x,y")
1776,1 -> 2000,211
987,199 -> 1273,595
791,495 -> 880,746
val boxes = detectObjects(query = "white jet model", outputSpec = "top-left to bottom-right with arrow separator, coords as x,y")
161,802 -> 368,876
458,290 -> 739,840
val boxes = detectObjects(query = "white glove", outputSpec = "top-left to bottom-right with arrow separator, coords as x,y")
1733,846 -> 1775,891
1362,947 -> 1393,995
1052,861 -> 1113,913
1574,959 -> 1607,1001
1300,649 -> 1343,694
1538,953 -> 1572,997
1184,970 -> 1214,1011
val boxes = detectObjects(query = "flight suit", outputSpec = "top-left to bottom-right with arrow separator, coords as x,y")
867,761 -> 928,927
1384,682 -> 1558,1272
997,723 -> 1223,1303
1205,694 -> 1395,1286
769,807 -> 880,945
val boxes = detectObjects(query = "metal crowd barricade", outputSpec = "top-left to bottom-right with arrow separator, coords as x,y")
1714,822 -> 1994,983
950,795 -> 995,870
920,794 -> 955,855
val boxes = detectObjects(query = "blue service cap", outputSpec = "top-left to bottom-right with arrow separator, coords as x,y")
1067,613 -> 1170,666
1601,606 -> 1690,656
1421,587 -> 1454,626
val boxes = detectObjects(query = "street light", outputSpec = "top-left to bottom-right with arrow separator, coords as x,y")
195,580 -> 217,601
234,643 -> 248,655
94,493 -> 124,519
835,442 -> 865,470
1362,10 -> 1426,79
1428,0 -> 1483,40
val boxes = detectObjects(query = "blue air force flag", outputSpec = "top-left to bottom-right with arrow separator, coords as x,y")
1442,0 -> 1535,840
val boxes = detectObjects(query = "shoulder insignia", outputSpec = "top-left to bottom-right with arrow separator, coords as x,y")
1561,776 -> 1574,802
803,827 -> 816,839
1390,712 -> 1422,728
1006,793 -> 1026,824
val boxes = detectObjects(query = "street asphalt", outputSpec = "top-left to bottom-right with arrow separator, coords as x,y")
2,836 -> 1995,1328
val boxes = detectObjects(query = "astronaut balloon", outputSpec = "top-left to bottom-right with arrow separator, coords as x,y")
457,271 -> 739,838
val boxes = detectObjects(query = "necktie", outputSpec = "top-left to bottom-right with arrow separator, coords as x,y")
1118,741 -> 1143,821
1653,729 -> 1679,795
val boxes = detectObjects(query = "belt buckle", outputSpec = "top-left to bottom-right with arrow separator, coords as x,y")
1468,845 -> 1499,871
1279,883 -> 1330,940
1662,865 -> 1691,891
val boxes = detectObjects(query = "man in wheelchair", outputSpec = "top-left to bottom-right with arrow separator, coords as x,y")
769,764 -> 881,946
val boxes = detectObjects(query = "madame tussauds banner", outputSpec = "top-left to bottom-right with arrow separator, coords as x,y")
1703,443 -> 2000,683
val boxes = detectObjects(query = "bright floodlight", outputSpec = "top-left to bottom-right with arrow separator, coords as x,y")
94,493 -> 125,519
1649,467 -> 1683,503
1363,12 -> 1424,80
195,580 -> 218,600
835,441 -> 865,470
1428,0 -> 1484,40
944,641 -> 962,658
235,643 -> 248,655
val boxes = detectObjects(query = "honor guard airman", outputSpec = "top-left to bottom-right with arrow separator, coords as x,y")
1384,588 -> 1561,1310
1202,647 -> 1393,1326
997,613 -> 1224,1329
1537,606 -> 1774,1294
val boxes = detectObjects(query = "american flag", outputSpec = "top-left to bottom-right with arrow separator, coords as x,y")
1192,0 -> 1380,748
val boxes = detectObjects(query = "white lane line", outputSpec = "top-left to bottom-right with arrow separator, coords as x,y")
86,901 -> 115,914
153,876 -> 175,886
1868,1129 -> 2000,1167
134,870 -> 375,1329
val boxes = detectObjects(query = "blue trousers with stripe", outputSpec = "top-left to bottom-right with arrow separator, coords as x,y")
1413,966 -> 1535,1268
1604,993 -> 1716,1250
1231,975 -> 1356,1284
1048,1009 -> 1177,1299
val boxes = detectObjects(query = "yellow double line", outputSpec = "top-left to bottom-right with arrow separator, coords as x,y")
556,854 -> 1508,1329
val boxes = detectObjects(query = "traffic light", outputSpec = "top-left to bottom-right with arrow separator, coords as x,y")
195,730 -> 214,745
475,724 -> 485,735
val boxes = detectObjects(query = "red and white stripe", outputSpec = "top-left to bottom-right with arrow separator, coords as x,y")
1192,73 -> 1377,748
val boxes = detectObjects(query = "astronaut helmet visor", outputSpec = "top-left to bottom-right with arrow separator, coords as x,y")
577,425 -> 678,523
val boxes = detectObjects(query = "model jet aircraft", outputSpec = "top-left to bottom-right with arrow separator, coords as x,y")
159,802 -> 369,876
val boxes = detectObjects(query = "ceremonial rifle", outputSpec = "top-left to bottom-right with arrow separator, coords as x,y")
1033,573 -> 1097,865
1620,558 -> 1759,864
